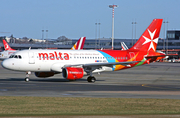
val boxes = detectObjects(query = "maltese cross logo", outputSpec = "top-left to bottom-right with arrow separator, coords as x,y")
142,29 -> 158,51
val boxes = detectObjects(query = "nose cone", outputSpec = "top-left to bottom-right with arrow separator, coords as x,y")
1,59 -> 12,70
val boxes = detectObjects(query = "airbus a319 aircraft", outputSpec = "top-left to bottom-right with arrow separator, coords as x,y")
2,19 -> 163,82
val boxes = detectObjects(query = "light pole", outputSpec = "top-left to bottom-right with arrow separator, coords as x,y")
163,21 -> 166,51
134,21 -> 137,43
95,22 -> 97,49
98,22 -> 101,49
166,21 -> 169,54
132,22 -> 134,46
131,21 -> 137,46
46,29 -> 48,49
95,21 -> 101,49
163,21 -> 169,54
42,29 -> 44,40
109,4 -> 118,50
42,29 -> 44,48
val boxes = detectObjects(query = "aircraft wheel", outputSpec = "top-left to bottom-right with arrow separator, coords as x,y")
91,76 -> 96,83
87,76 -> 91,82
87,76 -> 96,83
25,77 -> 29,82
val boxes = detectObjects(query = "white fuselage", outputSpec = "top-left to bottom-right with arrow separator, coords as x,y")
2,49 -> 113,73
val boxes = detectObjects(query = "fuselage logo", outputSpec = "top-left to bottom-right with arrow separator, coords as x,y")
38,51 -> 69,60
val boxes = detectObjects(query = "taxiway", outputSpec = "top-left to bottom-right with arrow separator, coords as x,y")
0,61 -> 180,99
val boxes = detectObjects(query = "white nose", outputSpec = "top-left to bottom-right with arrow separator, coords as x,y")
1,59 -> 11,70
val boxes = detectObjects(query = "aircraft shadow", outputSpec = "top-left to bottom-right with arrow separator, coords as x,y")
0,78 -> 104,82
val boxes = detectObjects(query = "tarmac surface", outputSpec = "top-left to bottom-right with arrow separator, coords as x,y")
0,61 -> 180,99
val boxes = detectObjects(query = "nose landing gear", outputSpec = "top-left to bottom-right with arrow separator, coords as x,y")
25,71 -> 31,82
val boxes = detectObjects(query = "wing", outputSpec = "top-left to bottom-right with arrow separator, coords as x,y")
63,61 -> 139,71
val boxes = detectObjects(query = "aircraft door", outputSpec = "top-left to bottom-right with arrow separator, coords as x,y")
129,52 -> 136,61
29,52 -> 35,64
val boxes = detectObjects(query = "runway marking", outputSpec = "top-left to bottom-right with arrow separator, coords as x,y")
142,84 -> 180,91
63,91 -> 180,95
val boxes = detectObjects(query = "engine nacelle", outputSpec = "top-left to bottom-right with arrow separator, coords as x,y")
35,72 -> 55,78
62,67 -> 84,80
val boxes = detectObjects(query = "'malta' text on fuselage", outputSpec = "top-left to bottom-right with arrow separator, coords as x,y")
38,51 -> 69,60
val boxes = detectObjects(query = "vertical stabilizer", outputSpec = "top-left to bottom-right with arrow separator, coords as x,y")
121,42 -> 129,50
129,19 -> 163,53
71,37 -> 86,50
3,40 -> 16,51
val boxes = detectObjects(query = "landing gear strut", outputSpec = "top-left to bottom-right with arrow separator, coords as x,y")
87,76 -> 96,83
25,71 -> 31,82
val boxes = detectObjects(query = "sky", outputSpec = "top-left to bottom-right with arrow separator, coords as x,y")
0,0 -> 180,40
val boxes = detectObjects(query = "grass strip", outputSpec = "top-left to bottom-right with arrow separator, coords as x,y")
0,96 -> 180,116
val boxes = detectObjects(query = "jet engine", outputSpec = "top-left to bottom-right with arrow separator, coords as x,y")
62,67 -> 84,80
35,72 -> 55,78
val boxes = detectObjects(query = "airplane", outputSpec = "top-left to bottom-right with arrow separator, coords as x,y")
0,40 -> 16,60
1,19 -> 163,82
0,37 -> 86,60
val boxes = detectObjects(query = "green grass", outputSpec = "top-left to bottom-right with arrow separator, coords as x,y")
0,96 -> 180,116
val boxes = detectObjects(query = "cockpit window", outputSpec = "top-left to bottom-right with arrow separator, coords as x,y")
9,55 -> 14,58
14,55 -> 18,58
9,55 -> 22,59
18,55 -> 22,59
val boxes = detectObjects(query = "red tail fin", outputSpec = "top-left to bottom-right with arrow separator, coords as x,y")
129,19 -> 163,52
3,40 -> 16,51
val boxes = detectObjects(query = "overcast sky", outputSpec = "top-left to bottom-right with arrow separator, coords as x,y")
0,0 -> 179,39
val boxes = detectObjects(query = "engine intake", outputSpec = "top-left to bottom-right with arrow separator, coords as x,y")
62,67 -> 84,80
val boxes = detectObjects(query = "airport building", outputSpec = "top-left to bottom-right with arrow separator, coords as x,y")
0,30 -> 180,56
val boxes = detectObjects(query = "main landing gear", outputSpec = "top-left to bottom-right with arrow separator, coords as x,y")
87,76 -> 96,83
25,71 -> 31,82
